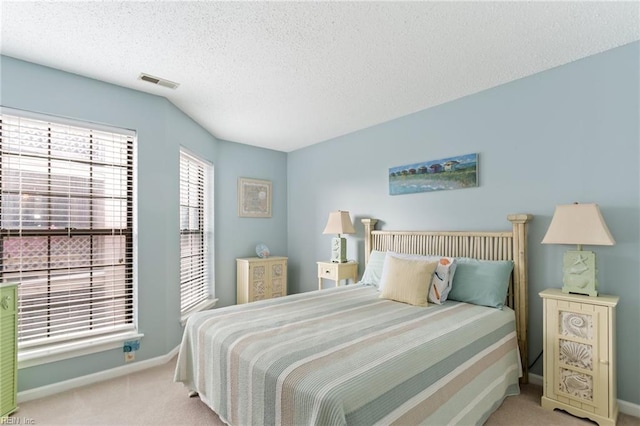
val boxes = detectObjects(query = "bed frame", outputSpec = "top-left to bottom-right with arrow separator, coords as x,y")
362,214 -> 533,383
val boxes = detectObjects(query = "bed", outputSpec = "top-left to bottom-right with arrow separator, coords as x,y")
174,214 -> 533,425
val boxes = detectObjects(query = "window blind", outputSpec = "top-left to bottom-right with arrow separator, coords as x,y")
0,110 -> 135,348
179,150 -> 211,314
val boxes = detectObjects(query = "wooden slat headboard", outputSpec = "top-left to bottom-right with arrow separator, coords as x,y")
361,214 -> 533,383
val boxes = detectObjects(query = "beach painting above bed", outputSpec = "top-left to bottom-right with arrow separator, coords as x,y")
389,153 -> 478,195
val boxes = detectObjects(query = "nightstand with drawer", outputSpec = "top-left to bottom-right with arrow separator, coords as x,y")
317,261 -> 358,290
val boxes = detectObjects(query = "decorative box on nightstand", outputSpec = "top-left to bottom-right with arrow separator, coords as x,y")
317,261 -> 358,290
539,288 -> 619,426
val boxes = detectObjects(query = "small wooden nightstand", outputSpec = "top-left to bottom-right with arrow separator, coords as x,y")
317,261 -> 358,290
539,288 -> 619,426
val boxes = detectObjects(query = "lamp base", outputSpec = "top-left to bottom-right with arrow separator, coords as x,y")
330,237 -> 347,263
561,250 -> 598,297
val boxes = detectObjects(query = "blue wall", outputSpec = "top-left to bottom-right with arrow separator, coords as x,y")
2,40 -> 638,407
0,55 -> 288,391
287,41 -> 640,405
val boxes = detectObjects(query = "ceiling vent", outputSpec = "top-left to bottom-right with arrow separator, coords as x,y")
138,73 -> 179,89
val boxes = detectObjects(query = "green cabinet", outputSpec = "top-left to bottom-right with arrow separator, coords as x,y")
1,284 -> 17,418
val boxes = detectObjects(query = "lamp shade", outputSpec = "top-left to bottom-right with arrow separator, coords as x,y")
541,203 -> 615,246
322,211 -> 356,235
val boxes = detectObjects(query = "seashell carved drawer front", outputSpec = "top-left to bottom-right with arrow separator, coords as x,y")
539,289 -> 619,426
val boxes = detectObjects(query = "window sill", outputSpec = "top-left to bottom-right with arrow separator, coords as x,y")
18,331 -> 144,369
180,297 -> 218,326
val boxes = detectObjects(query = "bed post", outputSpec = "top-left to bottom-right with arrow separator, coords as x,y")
507,213 -> 533,384
361,218 -> 378,267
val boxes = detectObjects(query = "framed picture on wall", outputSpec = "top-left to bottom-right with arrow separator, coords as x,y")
238,177 -> 272,218
388,153 -> 478,195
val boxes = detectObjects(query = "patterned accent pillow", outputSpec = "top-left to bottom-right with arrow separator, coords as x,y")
429,257 -> 457,305
379,256 -> 437,307
380,252 -> 457,304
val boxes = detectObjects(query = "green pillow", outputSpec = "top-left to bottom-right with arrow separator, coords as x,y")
448,258 -> 514,309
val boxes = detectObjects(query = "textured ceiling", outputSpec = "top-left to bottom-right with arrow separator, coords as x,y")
1,1 -> 639,152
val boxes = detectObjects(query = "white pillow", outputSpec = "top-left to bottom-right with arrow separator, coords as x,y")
381,252 -> 457,304
359,250 -> 386,288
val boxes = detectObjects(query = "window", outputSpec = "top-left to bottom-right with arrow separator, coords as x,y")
179,149 -> 213,315
0,109 -> 135,353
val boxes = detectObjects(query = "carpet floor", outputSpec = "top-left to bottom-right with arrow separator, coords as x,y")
13,358 -> 640,425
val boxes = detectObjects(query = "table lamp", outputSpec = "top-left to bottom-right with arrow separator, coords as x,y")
322,211 -> 356,263
541,203 -> 615,296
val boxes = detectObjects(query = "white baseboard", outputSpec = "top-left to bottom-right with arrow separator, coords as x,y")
528,373 -> 640,418
528,372 -> 543,387
17,345 -> 180,403
619,399 -> 640,418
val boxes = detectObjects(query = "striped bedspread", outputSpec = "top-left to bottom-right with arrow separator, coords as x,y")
174,284 -> 520,425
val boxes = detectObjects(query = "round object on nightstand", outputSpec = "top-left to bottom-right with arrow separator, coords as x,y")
256,243 -> 270,258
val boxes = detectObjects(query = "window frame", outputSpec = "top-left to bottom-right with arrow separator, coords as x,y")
179,148 -> 215,324
0,107 -> 140,367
